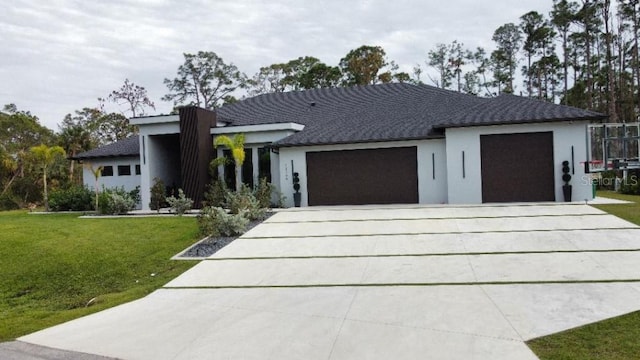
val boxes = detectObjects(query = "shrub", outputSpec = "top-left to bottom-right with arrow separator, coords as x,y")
0,194 -> 20,211
149,177 -> 166,212
619,184 -> 639,195
12,177 -> 42,205
203,179 -> 227,208
197,206 -> 249,237
166,189 -> 194,216
129,186 -> 141,205
225,185 -> 266,221
48,185 -> 94,211
108,193 -> 135,215
598,170 -> 617,190
98,187 -> 137,215
620,170 -> 640,194
254,178 -> 274,209
242,198 -> 267,221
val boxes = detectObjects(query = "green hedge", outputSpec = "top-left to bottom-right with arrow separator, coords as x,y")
49,185 -> 94,211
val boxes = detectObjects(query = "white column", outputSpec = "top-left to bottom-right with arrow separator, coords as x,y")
252,146 -> 260,187
217,148 -> 224,180
139,135 -> 151,210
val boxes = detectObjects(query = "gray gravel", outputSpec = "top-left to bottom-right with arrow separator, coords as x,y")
181,212 -> 274,258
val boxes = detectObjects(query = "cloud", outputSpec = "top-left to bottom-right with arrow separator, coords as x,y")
1,0 -> 552,130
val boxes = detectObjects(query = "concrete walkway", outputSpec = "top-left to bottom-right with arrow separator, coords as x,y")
15,203 -> 640,359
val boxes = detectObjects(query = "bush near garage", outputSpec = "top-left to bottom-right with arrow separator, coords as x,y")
197,206 -> 249,237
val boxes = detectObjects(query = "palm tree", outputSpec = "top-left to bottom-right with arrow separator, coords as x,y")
29,144 -> 66,211
213,134 -> 245,192
85,163 -> 103,211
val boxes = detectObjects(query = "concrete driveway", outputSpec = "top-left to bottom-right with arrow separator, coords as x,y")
15,203 -> 640,359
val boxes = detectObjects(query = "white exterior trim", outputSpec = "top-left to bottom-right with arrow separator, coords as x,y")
211,122 -> 305,134
212,123 -> 304,145
130,114 -> 179,126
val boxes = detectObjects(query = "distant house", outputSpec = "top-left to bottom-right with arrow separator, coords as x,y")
72,136 -> 141,207
74,83 -> 605,210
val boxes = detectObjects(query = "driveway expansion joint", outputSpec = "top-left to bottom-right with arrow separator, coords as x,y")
17,203 -> 640,360
265,213 -> 613,224
205,248 -> 640,261
162,280 -> 640,290
240,227 -> 640,239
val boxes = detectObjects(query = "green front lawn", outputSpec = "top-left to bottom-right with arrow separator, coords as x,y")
0,211 -> 199,341
528,191 -> 640,359
593,190 -> 640,225
528,311 -> 640,360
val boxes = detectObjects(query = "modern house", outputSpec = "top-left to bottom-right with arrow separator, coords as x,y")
74,83 -> 605,210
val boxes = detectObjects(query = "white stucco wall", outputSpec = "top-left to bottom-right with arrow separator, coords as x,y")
82,157 -> 141,192
445,121 -> 592,204
277,140 -> 448,207
138,122 -> 181,210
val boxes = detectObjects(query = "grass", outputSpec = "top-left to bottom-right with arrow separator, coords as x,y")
527,191 -> 640,360
527,311 -> 640,360
591,190 -> 640,225
0,211 -> 199,341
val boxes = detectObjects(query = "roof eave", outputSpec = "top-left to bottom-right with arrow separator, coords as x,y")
433,115 -> 607,130
273,135 -> 446,148
70,153 -> 139,161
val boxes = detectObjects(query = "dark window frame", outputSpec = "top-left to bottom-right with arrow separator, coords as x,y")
117,165 -> 131,176
102,166 -> 114,177
258,147 -> 272,183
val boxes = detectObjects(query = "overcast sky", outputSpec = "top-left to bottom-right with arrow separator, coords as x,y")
1,0 -> 553,130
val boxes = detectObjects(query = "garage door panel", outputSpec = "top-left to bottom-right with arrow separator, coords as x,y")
306,147 -> 418,206
481,132 -> 555,203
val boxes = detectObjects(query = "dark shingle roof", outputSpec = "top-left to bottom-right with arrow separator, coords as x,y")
72,136 -> 139,160
83,84 -> 606,157
434,93 -> 605,128
217,83 -> 604,147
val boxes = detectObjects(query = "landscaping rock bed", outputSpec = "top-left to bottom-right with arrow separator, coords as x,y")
181,212 -> 274,258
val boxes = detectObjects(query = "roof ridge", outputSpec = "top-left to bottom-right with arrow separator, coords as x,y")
72,135 -> 140,160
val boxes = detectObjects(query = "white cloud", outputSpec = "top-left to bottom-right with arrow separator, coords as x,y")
1,0 -> 552,130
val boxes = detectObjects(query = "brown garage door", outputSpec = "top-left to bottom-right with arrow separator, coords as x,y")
306,147 -> 418,206
481,132 -> 555,203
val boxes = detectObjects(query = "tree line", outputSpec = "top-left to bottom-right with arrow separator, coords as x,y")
2,0 -> 638,210
161,0 -> 640,122
420,0 -> 639,123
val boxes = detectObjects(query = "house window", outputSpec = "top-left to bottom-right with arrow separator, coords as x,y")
223,149 -> 235,189
242,148 -> 254,189
102,166 -> 113,177
135,164 -> 141,175
222,148 -> 254,189
258,147 -> 271,183
118,165 -> 131,176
